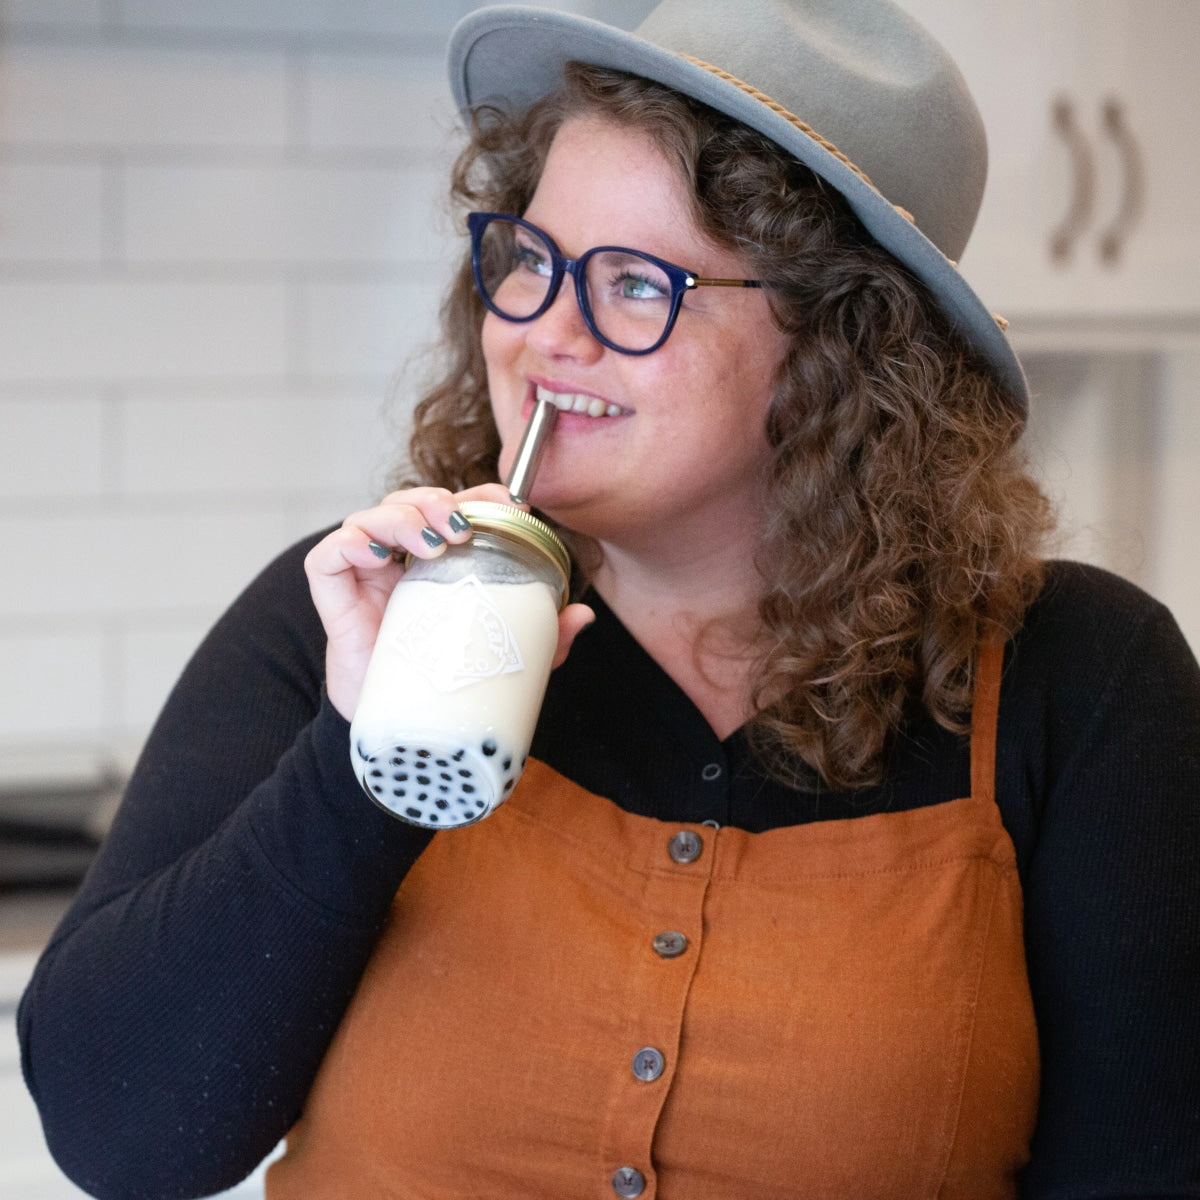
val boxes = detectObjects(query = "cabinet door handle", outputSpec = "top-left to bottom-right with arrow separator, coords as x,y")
1048,95 -> 1096,264
1097,97 -> 1145,265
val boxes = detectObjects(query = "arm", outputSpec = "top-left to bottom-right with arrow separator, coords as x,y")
18,482 -> 591,1200
1017,585 -> 1200,1197
18,532 -> 434,1200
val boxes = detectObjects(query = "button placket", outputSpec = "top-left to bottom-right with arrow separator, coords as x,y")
606,827 -> 712,1197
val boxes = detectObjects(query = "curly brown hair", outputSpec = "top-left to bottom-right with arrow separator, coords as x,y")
400,62 -> 1054,791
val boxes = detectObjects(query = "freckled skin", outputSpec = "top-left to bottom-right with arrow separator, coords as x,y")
483,116 -> 788,551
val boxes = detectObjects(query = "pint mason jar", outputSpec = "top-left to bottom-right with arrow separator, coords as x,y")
349,501 -> 570,829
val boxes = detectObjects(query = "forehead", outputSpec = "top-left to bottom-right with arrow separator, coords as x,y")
524,116 -> 712,262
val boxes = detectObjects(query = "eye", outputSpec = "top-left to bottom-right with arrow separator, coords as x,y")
592,251 -> 671,302
513,233 -> 553,277
615,270 -> 669,300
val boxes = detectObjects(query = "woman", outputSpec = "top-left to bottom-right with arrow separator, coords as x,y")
20,1 -> 1200,1197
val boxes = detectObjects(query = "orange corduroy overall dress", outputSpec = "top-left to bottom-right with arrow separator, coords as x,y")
268,643 -> 1039,1198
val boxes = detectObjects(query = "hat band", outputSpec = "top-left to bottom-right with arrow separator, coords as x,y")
678,53 -> 917,228
679,55 -> 1011,332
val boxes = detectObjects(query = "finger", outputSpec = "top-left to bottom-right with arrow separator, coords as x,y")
551,603 -> 596,669
363,483 -> 532,558
304,524 -> 403,634
345,489 -> 474,561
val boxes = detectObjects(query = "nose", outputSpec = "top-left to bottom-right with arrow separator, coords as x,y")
524,271 -> 603,362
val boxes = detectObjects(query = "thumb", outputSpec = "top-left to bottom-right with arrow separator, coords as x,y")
552,603 -> 596,669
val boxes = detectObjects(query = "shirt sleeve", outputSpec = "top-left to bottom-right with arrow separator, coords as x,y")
1014,578 -> 1200,1198
17,533 -> 434,1200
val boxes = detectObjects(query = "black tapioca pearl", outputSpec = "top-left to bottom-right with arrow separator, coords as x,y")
405,806 -> 422,820
417,749 -> 431,759
417,792 -> 428,802
435,799 -> 449,810
435,758 -> 449,767
474,800 -> 486,810
438,783 -> 449,793
440,772 -> 452,781
417,775 -> 431,785
370,783 -> 384,794
369,769 -> 384,778
457,796 -> 471,806
392,787 -> 406,797
392,773 -> 408,783
482,739 -> 497,756
461,783 -> 475,794
457,768 -> 472,778
502,756 -> 512,771
503,779 -> 515,794
452,749 -> 465,761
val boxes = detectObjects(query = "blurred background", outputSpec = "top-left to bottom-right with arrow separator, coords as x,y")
0,0 -> 1196,1193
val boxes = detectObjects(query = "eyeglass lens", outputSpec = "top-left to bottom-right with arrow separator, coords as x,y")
475,216 -> 676,353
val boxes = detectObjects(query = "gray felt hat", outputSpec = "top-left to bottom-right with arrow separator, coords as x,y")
448,0 -> 1028,417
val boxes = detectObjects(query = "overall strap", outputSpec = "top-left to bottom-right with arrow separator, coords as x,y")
970,642 -> 1005,806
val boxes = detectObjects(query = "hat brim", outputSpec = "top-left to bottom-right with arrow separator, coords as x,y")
448,5 -> 1028,416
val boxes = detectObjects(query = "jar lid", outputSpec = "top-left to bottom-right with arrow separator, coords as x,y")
458,501 -> 571,604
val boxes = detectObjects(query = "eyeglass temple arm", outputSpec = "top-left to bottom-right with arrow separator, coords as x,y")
687,277 -> 764,288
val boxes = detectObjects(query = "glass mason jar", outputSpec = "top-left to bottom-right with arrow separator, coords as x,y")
349,501 -> 570,829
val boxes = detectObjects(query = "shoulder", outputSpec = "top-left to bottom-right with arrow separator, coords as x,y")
1018,558 -> 1174,644
997,560 -> 1200,825
189,526 -> 336,689
236,526 -> 333,608
1006,559 -> 1193,701
225,526 -> 333,621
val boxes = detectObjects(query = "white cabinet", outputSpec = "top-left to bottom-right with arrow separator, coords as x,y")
896,0 -> 1200,322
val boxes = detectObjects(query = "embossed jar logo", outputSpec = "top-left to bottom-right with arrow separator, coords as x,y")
390,574 -> 524,692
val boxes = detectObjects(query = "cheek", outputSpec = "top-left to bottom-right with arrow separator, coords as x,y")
481,316 -> 522,417
480,316 -> 527,474
480,312 -> 511,377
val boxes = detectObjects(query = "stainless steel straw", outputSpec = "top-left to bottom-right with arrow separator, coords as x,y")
505,396 -> 558,505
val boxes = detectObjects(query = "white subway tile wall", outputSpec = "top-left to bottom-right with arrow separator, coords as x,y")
3,0 -> 1195,798
0,0 -> 657,787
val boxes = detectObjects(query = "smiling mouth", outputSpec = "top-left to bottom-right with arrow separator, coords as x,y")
536,383 -> 625,418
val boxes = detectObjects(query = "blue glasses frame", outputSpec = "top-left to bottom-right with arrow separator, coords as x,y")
467,211 -> 763,356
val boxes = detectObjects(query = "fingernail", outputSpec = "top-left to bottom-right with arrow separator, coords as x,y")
367,540 -> 391,559
421,526 -> 446,548
448,511 -> 471,534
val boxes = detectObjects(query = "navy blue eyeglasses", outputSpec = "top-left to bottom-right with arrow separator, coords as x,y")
467,211 -> 763,356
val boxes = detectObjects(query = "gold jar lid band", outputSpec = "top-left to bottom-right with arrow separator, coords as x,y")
457,500 -> 572,604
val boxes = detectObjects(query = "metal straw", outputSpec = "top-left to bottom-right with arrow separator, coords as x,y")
505,396 -> 558,505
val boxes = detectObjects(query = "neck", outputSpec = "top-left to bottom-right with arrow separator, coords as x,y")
591,529 -> 767,740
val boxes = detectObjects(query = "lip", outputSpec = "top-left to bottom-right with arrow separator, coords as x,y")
522,379 -> 632,424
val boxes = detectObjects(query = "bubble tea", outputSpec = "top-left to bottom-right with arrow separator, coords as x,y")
349,502 -> 569,828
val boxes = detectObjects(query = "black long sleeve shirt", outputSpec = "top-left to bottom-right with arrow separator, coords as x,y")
18,537 -> 1200,1199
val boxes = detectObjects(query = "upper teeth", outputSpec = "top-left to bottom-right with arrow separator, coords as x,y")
536,384 -> 622,418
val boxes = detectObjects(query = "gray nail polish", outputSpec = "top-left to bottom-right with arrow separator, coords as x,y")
367,540 -> 391,559
448,511 -> 471,534
421,526 -> 446,548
